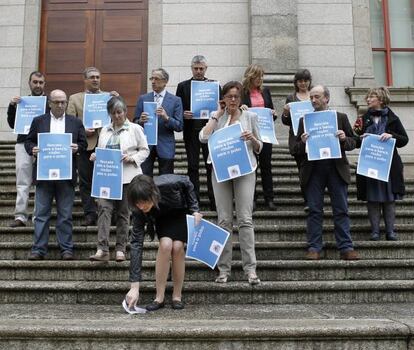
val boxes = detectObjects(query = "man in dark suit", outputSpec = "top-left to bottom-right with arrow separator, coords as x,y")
134,68 -> 183,175
25,89 -> 87,260
176,55 -> 219,210
294,85 -> 358,261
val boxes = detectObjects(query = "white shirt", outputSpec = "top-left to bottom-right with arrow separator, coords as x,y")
50,113 -> 66,134
154,89 -> 166,107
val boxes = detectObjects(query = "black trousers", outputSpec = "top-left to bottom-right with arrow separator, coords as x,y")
255,142 -> 274,202
294,153 -> 307,204
183,123 -> 214,203
141,147 -> 174,176
77,150 -> 97,218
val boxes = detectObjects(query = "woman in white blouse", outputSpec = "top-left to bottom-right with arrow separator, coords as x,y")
90,96 -> 149,262
199,81 -> 262,285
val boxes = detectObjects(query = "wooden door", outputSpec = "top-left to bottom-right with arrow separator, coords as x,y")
39,0 -> 148,112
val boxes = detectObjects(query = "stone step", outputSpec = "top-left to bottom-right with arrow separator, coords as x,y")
1,259 -> 414,282
1,198 -> 413,213
2,240 -> 414,261
0,304 -> 411,349
0,279 -> 413,304
0,209 -> 413,226
2,224 -> 414,243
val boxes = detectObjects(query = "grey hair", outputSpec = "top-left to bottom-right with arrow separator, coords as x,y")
191,55 -> 207,66
107,96 -> 127,114
152,68 -> 169,82
322,85 -> 330,102
83,67 -> 100,78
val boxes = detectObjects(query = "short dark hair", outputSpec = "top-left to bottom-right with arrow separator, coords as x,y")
28,71 -> 45,82
293,69 -> 312,92
107,96 -> 127,114
222,81 -> 243,96
127,175 -> 161,208
83,67 -> 100,79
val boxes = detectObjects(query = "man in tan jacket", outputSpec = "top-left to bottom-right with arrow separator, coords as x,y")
67,67 -> 118,226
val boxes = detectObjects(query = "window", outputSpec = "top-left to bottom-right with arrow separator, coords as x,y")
370,0 -> 414,86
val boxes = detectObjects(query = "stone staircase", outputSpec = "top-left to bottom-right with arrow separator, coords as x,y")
1,139 -> 414,349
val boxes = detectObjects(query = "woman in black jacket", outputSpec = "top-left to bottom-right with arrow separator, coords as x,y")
241,64 -> 278,209
125,174 -> 202,311
354,87 -> 409,241
281,69 -> 312,209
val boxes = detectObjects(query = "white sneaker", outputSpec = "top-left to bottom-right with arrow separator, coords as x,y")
115,251 -> 126,262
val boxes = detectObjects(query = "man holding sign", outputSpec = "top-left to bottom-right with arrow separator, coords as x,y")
176,56 -> 220,208
294,85 -> 358,261
6,71 -> 48,228
25,90 -> 87,260
67,67 -> 119,226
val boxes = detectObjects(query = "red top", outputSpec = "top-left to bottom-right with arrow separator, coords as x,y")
250,89 -> 265,108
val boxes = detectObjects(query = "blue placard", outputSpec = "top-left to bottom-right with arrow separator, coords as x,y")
37,133 -> 72,181
289,100 -> 313,136
304,110 -> 341,161
186,215 -> 230,269
208,123 -> 254,183
83,93 -> 111,129
357,134 -> 396,182
143,102 -> 158,145
14,96 -> 47,135
91,148 -> 123,200
248,107 -> 278,144
190,80 -> 219,119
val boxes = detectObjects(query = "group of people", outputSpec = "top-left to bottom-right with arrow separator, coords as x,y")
6,55 -> 408,311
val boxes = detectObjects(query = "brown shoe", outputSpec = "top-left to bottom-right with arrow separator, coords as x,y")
340,250 -> 359,260
28,252 -> 44,260
89,249 -> 109,262
9,219 -> 26,228
305,251 -> 320,260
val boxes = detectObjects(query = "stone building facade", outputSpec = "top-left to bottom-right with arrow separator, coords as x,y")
0,0 -> 412,169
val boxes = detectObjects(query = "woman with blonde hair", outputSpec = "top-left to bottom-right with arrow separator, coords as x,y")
241,64 -> 277,210
354,87 -> 408,241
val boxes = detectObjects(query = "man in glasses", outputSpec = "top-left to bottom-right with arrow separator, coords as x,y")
25,89 -> 87,260
7,71 -> 48,228
134,68 -> 183,175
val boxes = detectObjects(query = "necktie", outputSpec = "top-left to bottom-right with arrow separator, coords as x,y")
155,93 -> 161,107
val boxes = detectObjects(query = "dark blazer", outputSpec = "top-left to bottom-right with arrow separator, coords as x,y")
24,113 -> 87,185
134,91 -> 183,159
129,174 -> 199,282
294,111 -> 356,187
282,93 -> 308,155
355,108 -> 409,200
241,87 -> 275,118
176,78 -> 222,131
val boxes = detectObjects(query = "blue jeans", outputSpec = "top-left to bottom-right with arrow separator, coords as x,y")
305,161 -> 354,253
32,181 -> 75,256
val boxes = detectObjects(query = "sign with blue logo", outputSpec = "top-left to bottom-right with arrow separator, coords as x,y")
191,80 -> 219,119
14,96 -> 47,134
83,93 -> 111,129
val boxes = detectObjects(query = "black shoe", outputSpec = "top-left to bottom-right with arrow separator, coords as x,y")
28,252 -> 44,260
172,300 -> 185,310
386,233 -> 398,241
370,233 -> 380,241
265,200 -> 276,210
82,215 -> 97,226
62,252 -> 74,260
9,219 -> 26,228
146,300 -> 165,311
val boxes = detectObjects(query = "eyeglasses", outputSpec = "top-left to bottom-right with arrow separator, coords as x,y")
149,77 -> 165,82
50,100 -> 67,105
224,94 -> 240,100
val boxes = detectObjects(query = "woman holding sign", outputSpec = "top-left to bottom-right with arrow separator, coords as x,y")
199,81 -> 263,285
125,174 -> 202,311
281,69 -> 312,210
241,64 -> 278,210
354,87 -> 408,241
89,96 -> 149,262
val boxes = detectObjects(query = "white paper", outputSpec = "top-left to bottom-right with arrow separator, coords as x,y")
122,299 -> 147,314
